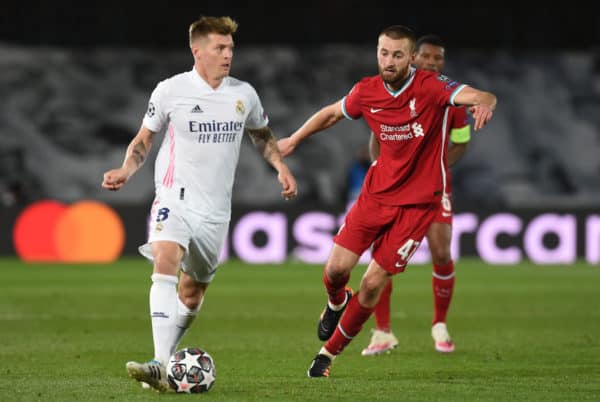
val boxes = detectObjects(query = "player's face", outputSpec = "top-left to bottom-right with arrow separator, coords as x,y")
413,43 -> 445,72
377,35 -> 414,88
193,33 -> 234,80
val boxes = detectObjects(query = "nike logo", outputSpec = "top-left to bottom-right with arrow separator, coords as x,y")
370,108 -> 384,113
395,262 -> 406,268
442,212 -> 452,217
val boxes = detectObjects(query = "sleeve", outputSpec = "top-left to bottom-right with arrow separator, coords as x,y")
142,81 -> 169,133
341,82 -> 362,120
425,73 -> 467,108
449,106 -> 471,144
245,85 -> 269,130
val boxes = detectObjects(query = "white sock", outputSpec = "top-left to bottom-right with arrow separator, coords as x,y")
172,297 -> 203,349
328,292 -> 348,311
319,346 -> 336,360
149,273 -> 179,366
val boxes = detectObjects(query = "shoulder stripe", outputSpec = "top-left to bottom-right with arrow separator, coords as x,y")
341,96 -> 357,120
449,84 -> 467,106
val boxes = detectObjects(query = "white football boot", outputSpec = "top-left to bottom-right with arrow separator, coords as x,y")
431,322 -> 455,353
126,359 -> 169,393
361,329 -> 399,356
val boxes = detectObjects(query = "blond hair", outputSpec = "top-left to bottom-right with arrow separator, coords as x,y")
189,16 -> 238,46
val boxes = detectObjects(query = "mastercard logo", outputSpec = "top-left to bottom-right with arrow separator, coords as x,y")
13,200 -> 125,263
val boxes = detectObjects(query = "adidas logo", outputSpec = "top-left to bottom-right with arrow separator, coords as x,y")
191,105 -> 203,113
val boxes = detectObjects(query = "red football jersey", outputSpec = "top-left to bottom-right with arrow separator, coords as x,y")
343,67 -> 466,206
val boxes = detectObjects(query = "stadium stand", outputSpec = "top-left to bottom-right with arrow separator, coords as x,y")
1,44 -> 599,209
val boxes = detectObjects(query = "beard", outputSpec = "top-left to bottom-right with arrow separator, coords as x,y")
379,65 -> 410,88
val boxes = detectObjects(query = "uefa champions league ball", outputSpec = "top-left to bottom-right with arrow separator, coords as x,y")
166,347 -> 216,393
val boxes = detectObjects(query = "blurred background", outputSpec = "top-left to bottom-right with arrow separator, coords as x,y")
1,1 -> 599,263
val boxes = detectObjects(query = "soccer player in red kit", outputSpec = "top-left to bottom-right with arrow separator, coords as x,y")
278,25 -> 496,377
362,34 -> 471,356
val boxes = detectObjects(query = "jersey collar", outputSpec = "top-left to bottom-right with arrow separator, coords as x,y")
190,67 -> 229,91
382,66 -> 416,97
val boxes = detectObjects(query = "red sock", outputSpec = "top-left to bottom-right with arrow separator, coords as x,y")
323,269 -> 349,306
325,296 -> 373,355
432,261 -> 455,324
374,281 -> 392,332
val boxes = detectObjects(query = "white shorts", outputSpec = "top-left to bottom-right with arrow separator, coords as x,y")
138,196 -> 229,283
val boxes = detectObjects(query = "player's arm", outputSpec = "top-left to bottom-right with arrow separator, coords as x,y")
102,125 -> 155,191
452,86 -> 497,131
447,120 -> 471,166
368,132 -> 380,162
447,142 -> 468,166
277,99 -> 345,157
247,126 -> 298,200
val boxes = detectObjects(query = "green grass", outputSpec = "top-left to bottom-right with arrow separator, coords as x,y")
0,258 -> 599,401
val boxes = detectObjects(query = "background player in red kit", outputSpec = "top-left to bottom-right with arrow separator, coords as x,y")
278,25 -> 496,377
362,34 -> 471,356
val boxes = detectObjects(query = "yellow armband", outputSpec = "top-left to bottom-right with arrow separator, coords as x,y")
450,125 -> 471,144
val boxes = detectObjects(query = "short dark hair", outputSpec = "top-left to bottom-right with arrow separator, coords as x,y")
416,34 -> 445,52
379,25 -> 416,48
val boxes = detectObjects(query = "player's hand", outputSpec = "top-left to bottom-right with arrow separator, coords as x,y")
277,164 -> 298,200
102,167 -> 129,191
469,104 -> 494,131
277,137 -> 297,157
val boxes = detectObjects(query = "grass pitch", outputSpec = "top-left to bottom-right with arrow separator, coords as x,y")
0,258 -> 598,401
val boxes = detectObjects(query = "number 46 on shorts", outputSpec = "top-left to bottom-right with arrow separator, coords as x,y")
395,239 -> 420,270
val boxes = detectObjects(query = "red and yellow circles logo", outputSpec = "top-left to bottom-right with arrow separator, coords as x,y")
13,200 -> 125,263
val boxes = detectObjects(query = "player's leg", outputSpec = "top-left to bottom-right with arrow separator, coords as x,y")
317,244 -> 360,341
426,220 -> 455,352
319,194 -> 391,341
127,240 -> 184,393
149,241 -> 186,364
127,199 -> 192,392
309,204 -> 437,376
361,280 -> 399,356
169,219 -> 228,348
170,219 -> 228,347
374,280 -> 392,332
173,272 -> 207,351
129,219 -> 226,391
309,260 -> 390,377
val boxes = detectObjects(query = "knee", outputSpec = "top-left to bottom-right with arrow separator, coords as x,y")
358,276 -> 383,308
153,251 -> 180,274
151,242 -> 184,275
325,261 -> 351,281
430,244 -> 451,266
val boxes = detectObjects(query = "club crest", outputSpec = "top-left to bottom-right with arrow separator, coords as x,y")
235,100 -> 245,115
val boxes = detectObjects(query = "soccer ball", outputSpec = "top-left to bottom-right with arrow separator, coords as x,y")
166,347 -> 216,393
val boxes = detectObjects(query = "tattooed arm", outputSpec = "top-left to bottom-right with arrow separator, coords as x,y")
247,126 -> 298,200
102,126 -> 155,191
247,126 -> 284,166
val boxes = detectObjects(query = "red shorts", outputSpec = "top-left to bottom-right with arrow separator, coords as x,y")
334,192 -> 438,274
433,193 -> 453,225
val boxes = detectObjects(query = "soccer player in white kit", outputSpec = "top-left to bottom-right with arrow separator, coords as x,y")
102,16 -> 298,392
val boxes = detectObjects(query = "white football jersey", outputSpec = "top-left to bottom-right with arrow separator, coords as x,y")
142,69 -> 268,222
